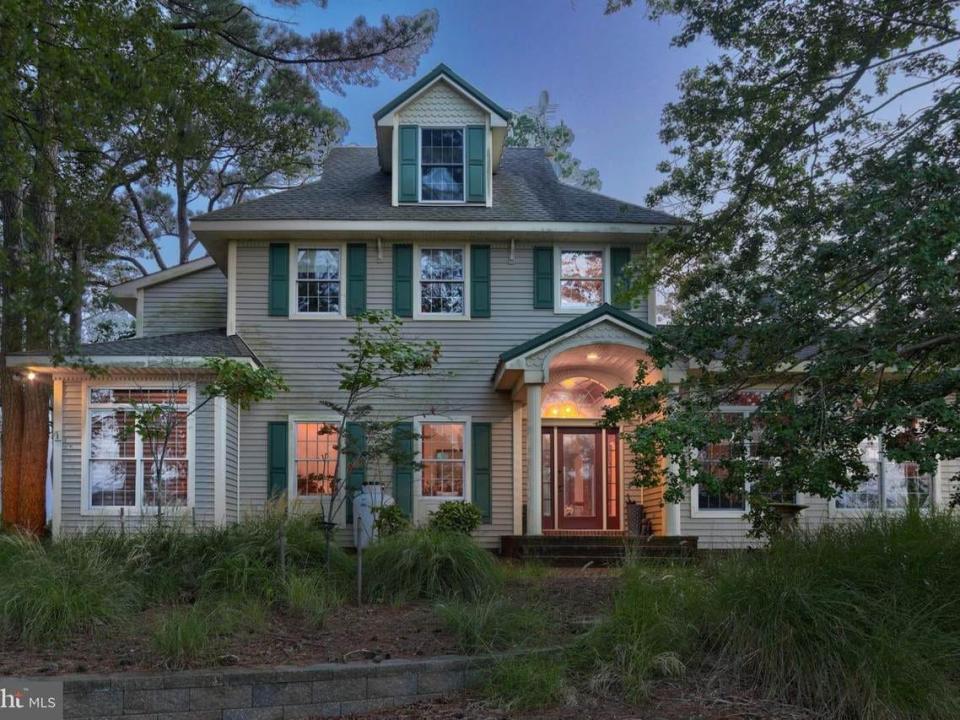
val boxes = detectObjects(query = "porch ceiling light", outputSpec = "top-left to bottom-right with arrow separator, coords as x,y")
586,352 -> 600,362
25,371 -> 36,381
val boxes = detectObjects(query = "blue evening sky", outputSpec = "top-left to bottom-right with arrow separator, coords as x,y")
261,0 -> 716,208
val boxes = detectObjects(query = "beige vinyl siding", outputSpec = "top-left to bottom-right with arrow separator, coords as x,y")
140,266 -> 227,336
235,239 -> 650,547
57,375 -> 217,533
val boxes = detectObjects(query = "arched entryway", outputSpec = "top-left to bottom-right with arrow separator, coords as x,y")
538,344 -> 646,532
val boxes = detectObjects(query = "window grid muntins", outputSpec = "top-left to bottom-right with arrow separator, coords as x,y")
836,437 -> 932,510
87,388 -> 190,510
560,250 -> 604,310
420,128 -> 464,201
419,248 -> 464,314
297,248 -> 340,314
421,422 -> 465,497
697,411 -> 750,511
296,422 -> 340,496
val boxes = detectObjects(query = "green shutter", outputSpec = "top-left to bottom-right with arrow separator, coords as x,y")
610,247 -> 631,309
392,244 -> 413,317
268,243 -> 289,317
267,421 -> 288,500
392,422 -> 414,517
466,125 -> 486,203
471,422 -> 492,523
533,246 -> 554,309
346,243 -> 367,316
345,422 -> 366,523
470,245 -> 491,318
398,125 -> 419,203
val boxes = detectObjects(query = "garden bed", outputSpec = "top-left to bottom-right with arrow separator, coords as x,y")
0,565 -> 618,677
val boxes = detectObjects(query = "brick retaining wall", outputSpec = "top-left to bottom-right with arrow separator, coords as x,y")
54,655 -> 495,719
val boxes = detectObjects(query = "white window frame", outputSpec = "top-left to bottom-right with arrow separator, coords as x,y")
418,125 -> 467,204
690,405 -> 756,519
831,437 -> 941,516
413,243 -> 471,319
413,415 -> 472,525
80,380 -> 196,516
287,414 -> 346,507
289,242 -> 347,319
554,246 -> 611,314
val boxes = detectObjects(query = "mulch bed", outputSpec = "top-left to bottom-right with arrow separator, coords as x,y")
0,567 -> 620,677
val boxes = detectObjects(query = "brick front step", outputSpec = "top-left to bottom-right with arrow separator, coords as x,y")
500,535 -> 698,565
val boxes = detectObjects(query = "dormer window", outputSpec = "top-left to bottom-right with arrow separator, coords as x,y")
421,128 -> 464,201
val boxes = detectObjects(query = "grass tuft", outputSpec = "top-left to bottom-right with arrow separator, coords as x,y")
363,529 -> 499,603
483,655 -> 569,711
284,571 -> 344,627
435,595 -> 552,653
0,533 -> 140,644
150,605 -> 219,669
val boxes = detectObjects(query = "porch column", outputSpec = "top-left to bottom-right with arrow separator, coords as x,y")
664,457 -> 682,536
526,383 -> 543,536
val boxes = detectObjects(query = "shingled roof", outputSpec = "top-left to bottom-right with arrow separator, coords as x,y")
192,147 -> 684,226
9,329 -> 258,367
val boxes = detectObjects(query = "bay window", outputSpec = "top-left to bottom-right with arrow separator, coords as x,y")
85,386 -> 191,512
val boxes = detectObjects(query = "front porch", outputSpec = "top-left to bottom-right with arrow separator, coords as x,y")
493,304 -> 689,546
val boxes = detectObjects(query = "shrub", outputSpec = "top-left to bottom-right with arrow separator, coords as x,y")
707,511 -> 960,720
363,529 -> 499,603
284,571 -> 344,627
374,504 -> 409,537
428,501 -> 482,535
435,595 -> 552,653
483,655 -> 569,711
0,533 -> 140,644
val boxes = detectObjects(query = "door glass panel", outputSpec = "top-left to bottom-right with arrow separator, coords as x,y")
542,431 -> 553,517
562,432 -> 596,517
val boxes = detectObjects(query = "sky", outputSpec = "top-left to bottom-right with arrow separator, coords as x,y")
259,0 -> 717,208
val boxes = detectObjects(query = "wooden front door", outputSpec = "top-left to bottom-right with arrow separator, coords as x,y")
557,428 -> 604,530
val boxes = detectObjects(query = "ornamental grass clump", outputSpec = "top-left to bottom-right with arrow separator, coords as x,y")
0,532 -> 140,644
708,511 -> 960,720
363,528 -> 499,603
435,595 -> 552,653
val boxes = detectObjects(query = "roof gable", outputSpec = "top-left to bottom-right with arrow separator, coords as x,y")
374,63 -> 511,125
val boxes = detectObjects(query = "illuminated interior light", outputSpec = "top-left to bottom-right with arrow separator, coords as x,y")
25,371 -> 36,381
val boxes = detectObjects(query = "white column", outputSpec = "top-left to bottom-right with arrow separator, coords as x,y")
51,378 -> 63,539
526,383 -> 543,536
664,457 -> 682,536
511,401 -> 524,536
213,396 -> 227,527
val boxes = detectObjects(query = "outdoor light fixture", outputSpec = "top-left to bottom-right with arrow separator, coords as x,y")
586,352 -> 600,362
25,371 -> 36,381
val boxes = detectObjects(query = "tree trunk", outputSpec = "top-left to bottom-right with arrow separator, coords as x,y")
69,236 -> 84,347
176,159 -> 190,263
18,381 -> 48,535
1,188 -> 26,528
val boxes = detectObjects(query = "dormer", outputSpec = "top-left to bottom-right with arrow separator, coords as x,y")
374,64 -> 511,207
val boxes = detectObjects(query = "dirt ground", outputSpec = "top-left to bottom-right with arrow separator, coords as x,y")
0,567 -> 618,676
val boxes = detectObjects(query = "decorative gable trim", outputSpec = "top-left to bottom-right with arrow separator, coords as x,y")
374,64 -> 511,127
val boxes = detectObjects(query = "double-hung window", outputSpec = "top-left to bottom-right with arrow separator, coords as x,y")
85,386 -> 191,512
420,128 -> 464,201
418,247 -> 466,315
559,249 -> 605,311
294,421 -> 340,497
420,422 -> 466,498
696,411 -> 750,512
836,436 -> 933,511
296,247 -> 341,315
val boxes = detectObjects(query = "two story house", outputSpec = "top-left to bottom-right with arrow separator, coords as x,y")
12,65 -> 954,549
